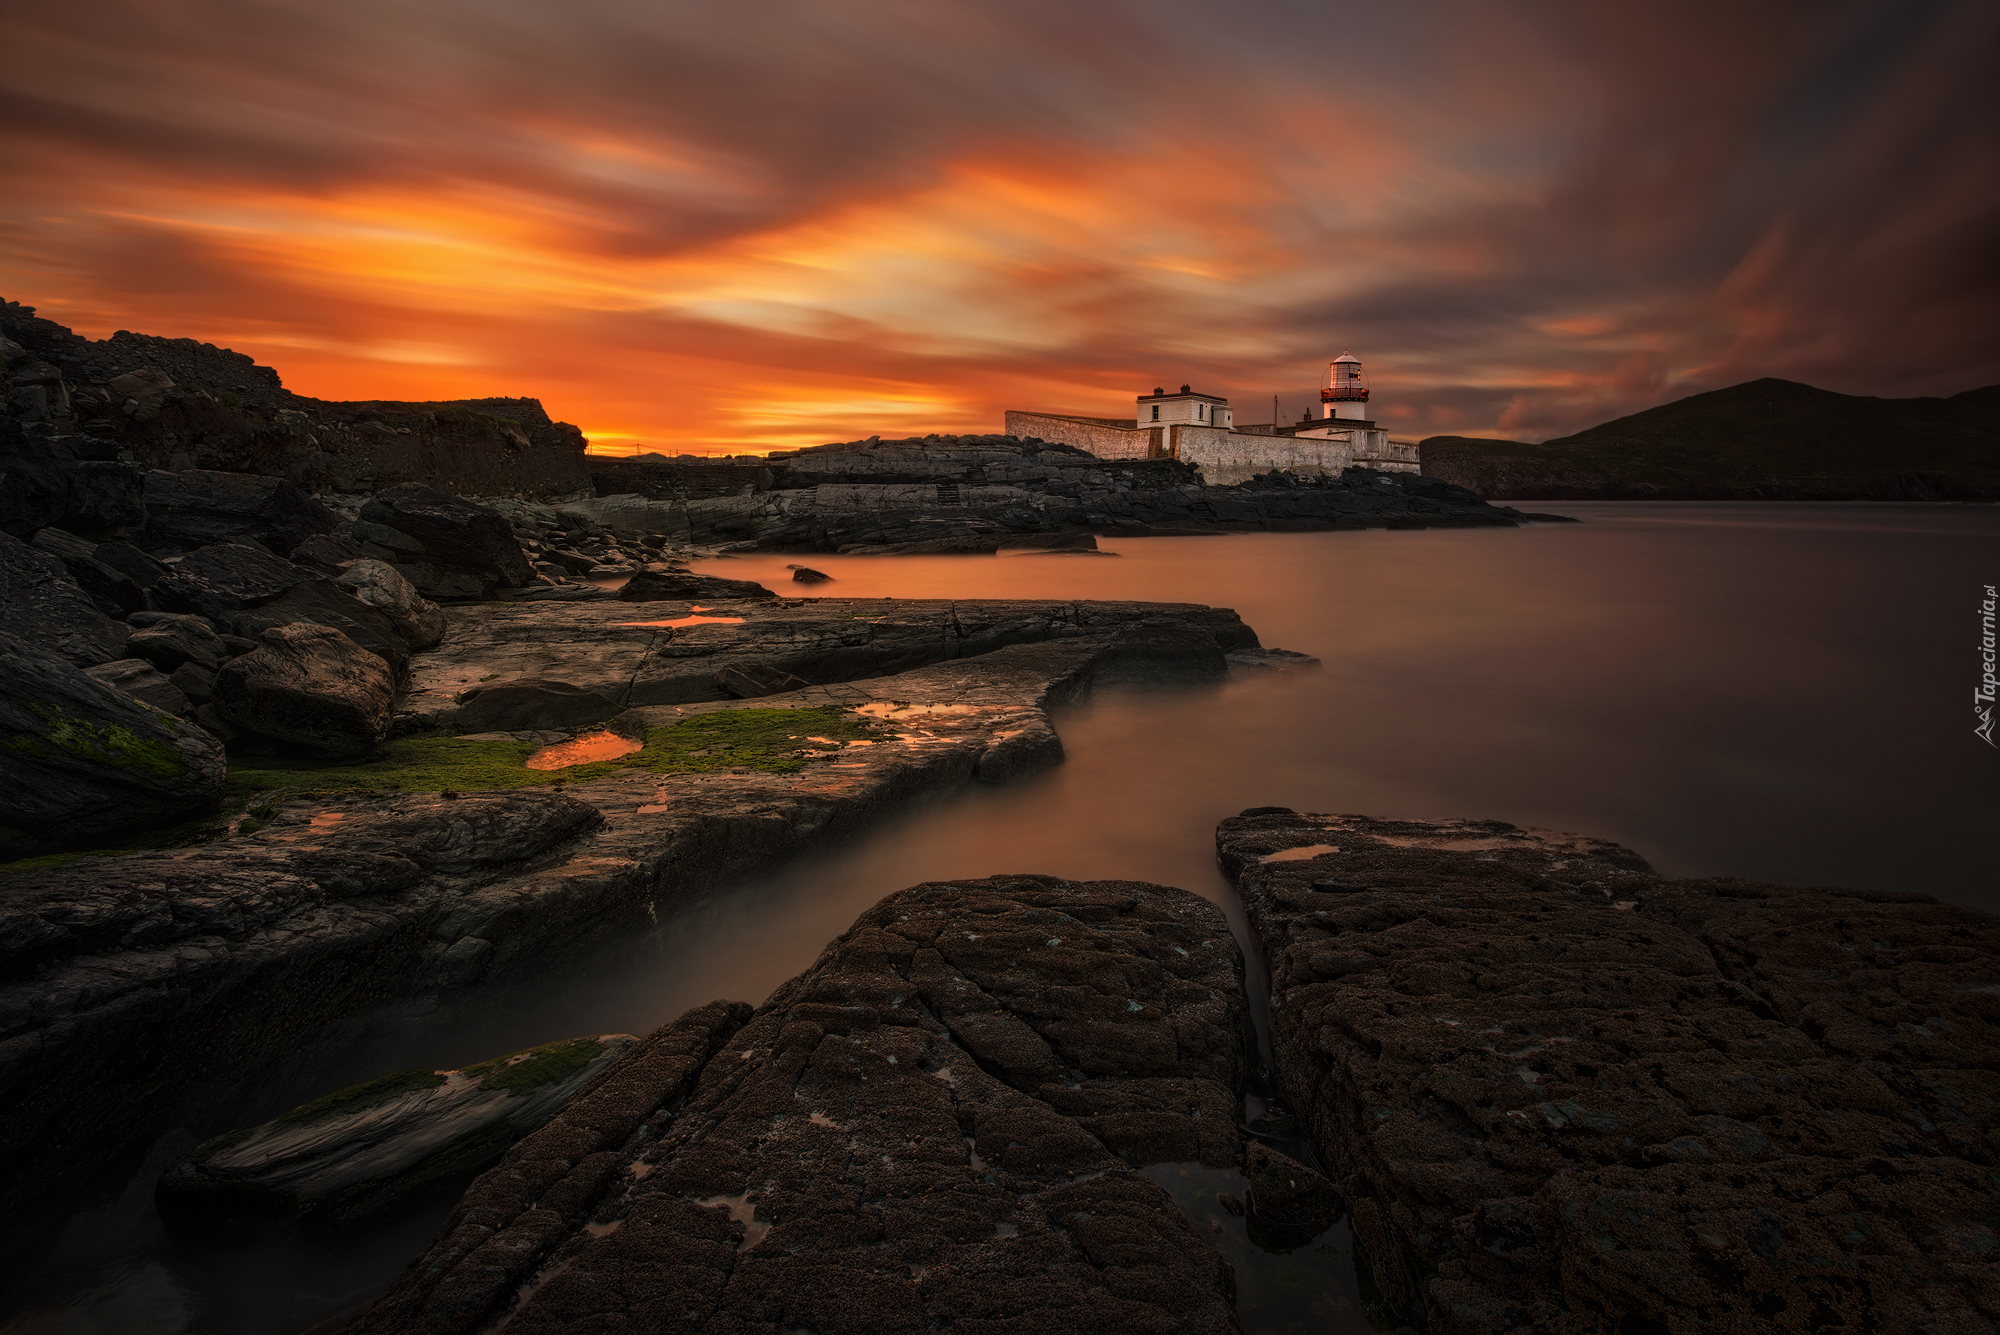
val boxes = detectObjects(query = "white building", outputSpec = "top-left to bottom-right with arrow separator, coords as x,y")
1004,355 -> 1420,484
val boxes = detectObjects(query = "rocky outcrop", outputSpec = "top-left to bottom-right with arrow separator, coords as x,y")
355,485 -> 535,599
157,1034 -> 636,1235
0,300 -> 591,500
212,622 -> 396,756
0,596 -> 1278,1266
568,437 -> 1539,554
352,876 -> 1248,1335
83,657 -> 189,714
0,530 -> 129,665
1218,809 -> 2000,1335
151,540 -> 315,623
0,632 -> 224,856
397,596 -> 1258,725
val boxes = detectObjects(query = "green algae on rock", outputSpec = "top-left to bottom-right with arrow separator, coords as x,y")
227,705 -> 888,796
0,632 -> 226,857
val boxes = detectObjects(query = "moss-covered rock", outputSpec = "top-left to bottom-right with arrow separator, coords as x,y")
156,1033 -> 636,1235
0,632 -> 226,858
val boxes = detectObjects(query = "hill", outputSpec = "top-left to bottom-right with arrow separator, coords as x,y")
1419,378 -> 2000,500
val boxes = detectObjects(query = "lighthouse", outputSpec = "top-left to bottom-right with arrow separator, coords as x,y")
1321,352 -> 1369,421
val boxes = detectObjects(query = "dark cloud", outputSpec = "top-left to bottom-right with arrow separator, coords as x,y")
0,0 -> 1990,448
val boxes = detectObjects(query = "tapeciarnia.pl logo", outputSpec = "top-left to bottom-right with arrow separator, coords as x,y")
1978,583 -> 1997,747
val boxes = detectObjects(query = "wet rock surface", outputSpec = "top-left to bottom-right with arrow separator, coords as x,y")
158,1033 -> 637,1235
0,632 -> 225,856
618,568 -> 781,601
352,876 -> 1248,1335
1218,809 -> 2000,1335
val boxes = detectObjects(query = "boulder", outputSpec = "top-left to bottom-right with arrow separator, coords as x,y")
83,658 -> 190,715
358,485 -> 533,596
1243,1143 -> 1342,1233
786,564 -> 833,583
0,422 -> 147,539
157,1034 -> 636,1235
152,542 -> 313,622
0,531 -> 129,666
212,623 -> 395,757
233,578 -> 413,674
144,469 -> 338,553
335,559 -> 447,650
126,616 -> 227,674
617,569 -> 775,602
169,662 -> 216,704
455,678 -> 619,733
31,525 -> 147,615
0,632 -> 226,857
288,532 -> 370,575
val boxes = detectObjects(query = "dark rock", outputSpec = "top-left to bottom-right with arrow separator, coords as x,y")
1090,620 -> 1229,684
0,632 -> 225,856
1243,1143 -> 1341,1231
233,577 -> 413,673
83,658 -> 189,715
617,568 -> 777,602
455,678 -> 619,733
713,661 -> 814,698
358,485 -> 533,596
152,542 -> 313,622
126,616 -> 226,673
334,559 -> 447,651
212,622 -> 395,756
169,661 -> 216,704
157,1034 -> 637,1235
31,525 -> 146,615
1219,810 -> 2000,1334
352,877 -> 1247,1335
144,469 -> 338,552
289,532 -> 370,575
1226,647 -> 1321,672
89,540 -> 170,589
787,564 -> 834,583
0,531 -> 129,665
0,421 -> 147,539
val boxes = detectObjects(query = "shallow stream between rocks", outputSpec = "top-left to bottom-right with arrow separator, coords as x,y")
23,503 -> 1996,1335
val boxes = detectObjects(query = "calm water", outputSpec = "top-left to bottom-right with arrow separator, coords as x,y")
24,503 -> 1997,1334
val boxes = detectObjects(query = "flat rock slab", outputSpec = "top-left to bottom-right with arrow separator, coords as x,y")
1218,809 -> 2000,1335
159,1034 -> 637,1234
352,876 -> 1248,1335
401,595 -> 1256,726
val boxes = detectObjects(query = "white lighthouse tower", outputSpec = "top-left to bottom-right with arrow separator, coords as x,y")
1321,352 -> 1369,421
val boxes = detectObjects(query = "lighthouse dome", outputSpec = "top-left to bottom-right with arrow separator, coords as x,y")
1332,352 -> 1361,364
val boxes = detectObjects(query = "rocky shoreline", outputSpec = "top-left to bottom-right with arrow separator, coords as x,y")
0,591 -> 1284,1269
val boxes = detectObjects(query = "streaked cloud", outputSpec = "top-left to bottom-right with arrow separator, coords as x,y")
1,0 -> 1991,451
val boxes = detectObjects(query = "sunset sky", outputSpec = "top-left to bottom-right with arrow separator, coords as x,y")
3,0 -> 1994,455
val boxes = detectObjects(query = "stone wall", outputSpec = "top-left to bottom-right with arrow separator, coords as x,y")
1005,410 -> 1156,459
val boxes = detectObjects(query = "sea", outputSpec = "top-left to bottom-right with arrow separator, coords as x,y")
19,502 -> 1997,1335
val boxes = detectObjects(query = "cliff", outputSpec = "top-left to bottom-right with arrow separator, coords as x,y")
0,300 -> 590,500
1420,378 -> 2000,501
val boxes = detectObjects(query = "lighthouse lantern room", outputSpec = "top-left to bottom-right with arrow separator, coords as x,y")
1322,352 -> 1369,421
